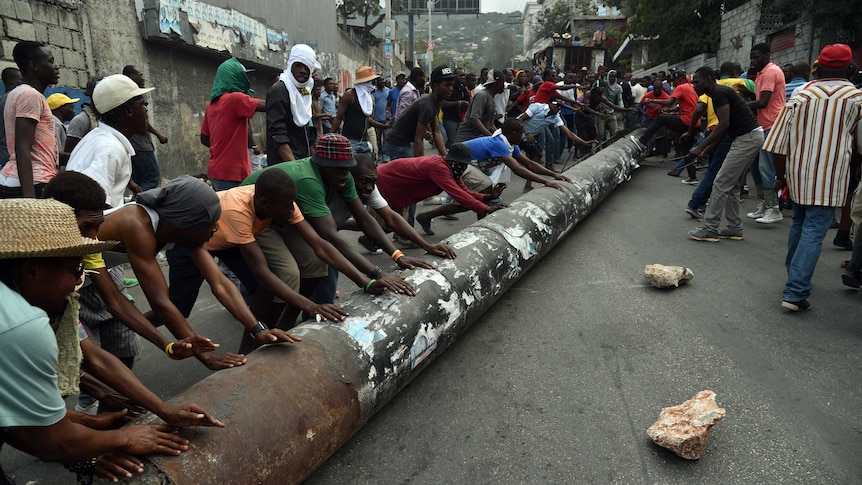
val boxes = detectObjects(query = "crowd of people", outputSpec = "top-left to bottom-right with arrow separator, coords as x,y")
0,35 -> 860,484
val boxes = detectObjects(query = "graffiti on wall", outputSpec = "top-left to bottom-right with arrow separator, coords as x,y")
157,0 -> 289,58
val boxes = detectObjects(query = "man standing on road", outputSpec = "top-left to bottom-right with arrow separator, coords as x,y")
67,74 -> 154,207
384,66 -> 454,160
320,77 -> 338,134
201,57 -> 266,190
744,43 -> 787,224
686,66 -> 764,243
123,66 -> 168,192
0,41 -> 59,198
266,44 -> 321,162
441,68 -> 470,148
396,67 -> 426,119
0,67 -> 23,168
763,44 -> 862,311
455,69 -> 505,143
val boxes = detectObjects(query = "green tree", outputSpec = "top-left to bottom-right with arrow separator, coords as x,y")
533,0 -> 597,42
607,0 -> 748,63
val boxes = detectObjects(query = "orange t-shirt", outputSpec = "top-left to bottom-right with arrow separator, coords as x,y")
755,62 -> 786,130
205,185 -> 303,251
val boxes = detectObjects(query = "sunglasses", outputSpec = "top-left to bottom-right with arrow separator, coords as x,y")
72,261 -> 84,279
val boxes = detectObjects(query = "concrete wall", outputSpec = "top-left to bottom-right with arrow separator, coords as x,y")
767,16 -> 817,68
0,0 -> 91,98
632,53 -> 717,80
717,0 -> 762,68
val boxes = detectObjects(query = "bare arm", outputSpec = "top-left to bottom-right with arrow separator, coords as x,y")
431,117 -> 447,156
376,204 -> 456,259
331,90 -> 353,134
14,117 -> 38,198
747,90 -> 771,110
148,122 -> 167,144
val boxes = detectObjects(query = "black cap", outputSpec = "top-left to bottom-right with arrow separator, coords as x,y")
430,65 -> 457,84
483,69 -> 505,86
444,143 -> 472,164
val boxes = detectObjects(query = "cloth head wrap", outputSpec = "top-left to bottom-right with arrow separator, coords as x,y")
448,160 -> 468,179
279,44 -> 320,127
354,81 -> 375,116
211,57 -> 253,101
136,176 -> 221,231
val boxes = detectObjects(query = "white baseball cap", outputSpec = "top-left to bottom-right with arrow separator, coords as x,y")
93,74 -> 154,113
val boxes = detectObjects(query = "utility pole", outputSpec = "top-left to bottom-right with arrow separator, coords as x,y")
427,0 -> 434,73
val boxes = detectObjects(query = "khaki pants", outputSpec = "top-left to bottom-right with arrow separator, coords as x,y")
255,223 -> 328,303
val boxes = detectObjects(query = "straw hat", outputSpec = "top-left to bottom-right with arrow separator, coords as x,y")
0,199 -> 118,259
354,66 -> 381,84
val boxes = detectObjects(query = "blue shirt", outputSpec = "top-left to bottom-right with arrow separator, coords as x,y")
320,91 -> 337,128
372,87 -> 390,122
785,77 -> 807,99
522,103 -> 564,135
387,87 -> 401,118
462,134 -> 522,172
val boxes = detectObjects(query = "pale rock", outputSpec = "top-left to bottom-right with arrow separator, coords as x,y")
647,390 -> 726,460
644,264 -> 694,288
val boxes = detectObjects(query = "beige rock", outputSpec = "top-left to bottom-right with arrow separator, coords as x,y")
644,264 -> 694,288
647,390 -> 726,460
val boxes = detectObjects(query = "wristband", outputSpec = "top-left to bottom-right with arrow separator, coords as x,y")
165,342 -> 181,360
364,279 -> 377,293
249,321 -> 269,339
391,249 -> 404,262
367,265 -> 383,279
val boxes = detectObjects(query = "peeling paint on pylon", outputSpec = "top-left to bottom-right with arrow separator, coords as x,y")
110,132 -> 645,485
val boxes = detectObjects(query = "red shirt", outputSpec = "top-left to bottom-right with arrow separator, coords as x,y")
376,155 -> 488,215
533,81 -> 559,104
672,82 -> 700,127
642,89 -> 670,120
201,92 -> 260,182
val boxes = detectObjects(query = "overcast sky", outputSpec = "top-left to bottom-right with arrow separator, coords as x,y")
480,0 -> 527,13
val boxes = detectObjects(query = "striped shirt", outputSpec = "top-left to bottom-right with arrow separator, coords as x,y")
763,79 -> 862,207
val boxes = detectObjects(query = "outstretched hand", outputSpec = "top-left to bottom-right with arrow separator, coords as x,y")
95,453 -> 145,483
426,243 -> 456,259
168,335 -> 219,360
396,255 -> 436,270
161,403 -> 225,429
197,351 -> 247,370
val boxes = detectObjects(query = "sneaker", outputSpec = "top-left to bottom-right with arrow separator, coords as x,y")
630,135 -> 646,151
682,178 -> 699,185
746,201 -> 767,219
684,206 -> 704,220
756,207 -> 784,224
833,232 -> 853,250
688,227 -> 720,242
75,401 -> 99,416
741,185 -> 749,198
695,161 -> 708,170
719,228 -> 744,240
781,299 -> 811,312
842,270 -> 862,289
357,235 -> 382,254
123,277 -> 139,287
667,170 -> 681,177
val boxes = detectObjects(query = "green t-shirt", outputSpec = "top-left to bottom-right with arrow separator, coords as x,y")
241,158 -> 358,218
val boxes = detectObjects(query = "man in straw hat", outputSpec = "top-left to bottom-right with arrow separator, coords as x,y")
331,66 -> 391,156
0,199 -> 193,482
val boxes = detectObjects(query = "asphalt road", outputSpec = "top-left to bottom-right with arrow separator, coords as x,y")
4,154 -> 861,484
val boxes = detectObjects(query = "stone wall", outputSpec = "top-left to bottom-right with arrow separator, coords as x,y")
717,0 -> 762,68
0,0 -> 92,101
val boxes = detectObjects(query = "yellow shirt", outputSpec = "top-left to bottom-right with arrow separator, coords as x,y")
700,78 -> 755,130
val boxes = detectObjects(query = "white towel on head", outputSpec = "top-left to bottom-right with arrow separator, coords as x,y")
278,44 -> 320,127
354,81 -> 375,116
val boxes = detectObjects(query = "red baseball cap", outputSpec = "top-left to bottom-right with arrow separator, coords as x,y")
818,44 -> 852,68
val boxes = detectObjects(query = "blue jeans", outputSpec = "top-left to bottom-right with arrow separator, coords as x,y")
688,136 -> 732,209
210,179 -> 241,191
308,265 -> 339,305
383,141 -> 413,161
782,204 -> 835,302
131,151 -> 161,191
757,128 -> 777,206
